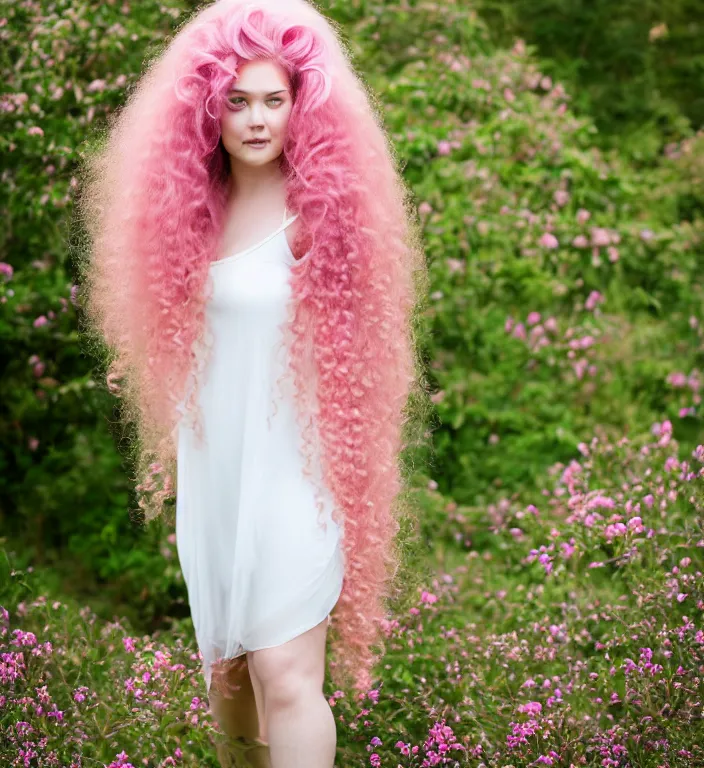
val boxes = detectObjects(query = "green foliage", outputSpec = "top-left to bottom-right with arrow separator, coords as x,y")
0,0 -> 702,726
2,424 -> 703,765
475,0 -> 703,158
352,3 -> 704,510
0,550 -> 218,766
0,0 -> 703,764
0,0 -> 189,625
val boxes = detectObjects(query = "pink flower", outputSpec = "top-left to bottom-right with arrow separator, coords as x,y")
628,516 -> 644,533
518,701 -> 542,715
539,232 -> 559,249
668,372 -> 687,387
12,629 -> 38,647
33,315 -> 48,328
395,741 -> 412,756
503,88 -> 515,103
27,126 -> 44,137
437,140 -> 451,156
0,262 -> 13,279
572,234 -> 588,248
572,360 -> 588,379
585,291 -> 603,311
554,189 -> 569,206
576,208 -> 591,225
544,317 -> 558,333
591,227 -> 611,247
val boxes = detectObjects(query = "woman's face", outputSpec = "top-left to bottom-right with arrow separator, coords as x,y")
220,58 -> 293,168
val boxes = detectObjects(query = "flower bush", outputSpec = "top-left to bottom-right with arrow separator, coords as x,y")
2,0 -> 702,618
2,420 -> 702,765
473,0 -> 701,156
1,551 -> 216,767
1,0 -> 703,765
364,13 -> 703,510
0,0 -> 190,624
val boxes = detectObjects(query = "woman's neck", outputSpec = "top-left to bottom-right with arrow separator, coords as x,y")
226,158 -> 287,208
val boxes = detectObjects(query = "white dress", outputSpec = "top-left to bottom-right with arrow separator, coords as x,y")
175,208 -> 345,694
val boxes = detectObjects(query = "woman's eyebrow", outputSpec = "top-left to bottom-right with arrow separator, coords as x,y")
228,88 -> 288,95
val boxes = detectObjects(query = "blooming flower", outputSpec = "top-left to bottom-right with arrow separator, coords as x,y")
539,232 -> 559,249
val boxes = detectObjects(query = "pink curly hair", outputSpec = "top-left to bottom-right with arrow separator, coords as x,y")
75,0 -> 429,695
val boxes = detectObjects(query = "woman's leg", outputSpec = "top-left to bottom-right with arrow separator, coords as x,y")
208,656 -> 265,742
247,616 -> 336,768
248,662 -> 267,741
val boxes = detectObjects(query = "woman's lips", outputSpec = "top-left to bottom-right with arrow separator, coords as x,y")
245,139 -> 269,146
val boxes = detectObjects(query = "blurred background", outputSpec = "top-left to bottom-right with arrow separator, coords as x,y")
1,1 -> 703,765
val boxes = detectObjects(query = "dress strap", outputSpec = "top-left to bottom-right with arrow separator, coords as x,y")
282,205 -> 287,224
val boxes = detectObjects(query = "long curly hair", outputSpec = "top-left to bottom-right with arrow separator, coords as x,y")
74,0 -> 430,695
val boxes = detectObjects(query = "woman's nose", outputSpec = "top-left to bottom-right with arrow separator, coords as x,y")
248,102 -> 265,125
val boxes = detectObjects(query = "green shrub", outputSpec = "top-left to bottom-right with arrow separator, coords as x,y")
2,420 -> 702,765
1,0 -> 702,643
0,0 -> 190,625
475,0 -> 703,158
357,10 -> 704,511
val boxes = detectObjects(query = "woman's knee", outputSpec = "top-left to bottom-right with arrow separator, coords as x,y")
248,619 -> 328,707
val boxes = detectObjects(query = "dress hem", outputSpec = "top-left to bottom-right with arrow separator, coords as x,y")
204,576 -> 344,695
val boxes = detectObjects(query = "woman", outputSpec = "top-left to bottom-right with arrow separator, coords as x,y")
75,1 -> 429,766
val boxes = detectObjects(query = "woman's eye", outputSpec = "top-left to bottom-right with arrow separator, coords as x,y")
229,97 -> 283,107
